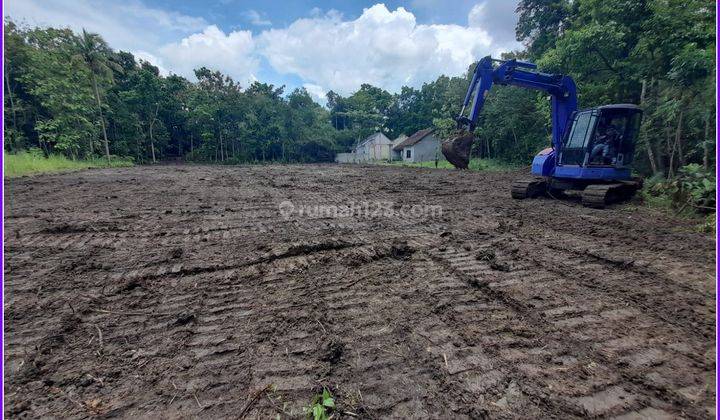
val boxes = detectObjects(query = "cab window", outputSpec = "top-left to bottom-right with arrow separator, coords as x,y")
565,111 -> 596,149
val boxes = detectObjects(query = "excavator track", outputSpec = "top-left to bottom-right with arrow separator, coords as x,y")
582,182 -> 639,209
581,184 -> 616,208
511,178 -> 547,199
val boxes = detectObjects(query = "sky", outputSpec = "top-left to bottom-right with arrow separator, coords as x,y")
5,0 -> 522,103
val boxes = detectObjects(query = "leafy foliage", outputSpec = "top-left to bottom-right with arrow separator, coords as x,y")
530,0 -> 715,177
647,164 -> 716,212
3,0 -> 715,187
303,388 -> 335,420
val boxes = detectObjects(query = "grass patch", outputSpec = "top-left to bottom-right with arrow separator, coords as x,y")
303,388 -> 335,420
638,187 -> 716,233
385,158 -> 520,171
5,150 -> 133,177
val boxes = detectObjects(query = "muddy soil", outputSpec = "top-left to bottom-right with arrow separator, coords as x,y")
4,164 -> 716,418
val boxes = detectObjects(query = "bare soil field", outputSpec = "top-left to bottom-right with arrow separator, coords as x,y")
4,164 -> 716,418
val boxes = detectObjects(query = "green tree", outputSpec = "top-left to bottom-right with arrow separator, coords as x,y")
74,29 -> 120,162
20,27 -> 98,157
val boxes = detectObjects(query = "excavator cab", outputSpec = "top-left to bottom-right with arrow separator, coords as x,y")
545,104 -> 644,207
559,105 -> 642,172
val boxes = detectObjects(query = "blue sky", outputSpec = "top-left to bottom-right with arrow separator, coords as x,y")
6,0 -> 521,102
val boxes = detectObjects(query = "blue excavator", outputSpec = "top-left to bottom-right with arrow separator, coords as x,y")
441,56 -> 643,208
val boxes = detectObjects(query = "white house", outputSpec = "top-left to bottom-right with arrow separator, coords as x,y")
392,129 -> 441,163
390,134 -> 408,160
353,132 -> 393,161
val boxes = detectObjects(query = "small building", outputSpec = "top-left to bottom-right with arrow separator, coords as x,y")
354,132 -> 393,161
392,128 -> 441,163
391,134 -> 408,160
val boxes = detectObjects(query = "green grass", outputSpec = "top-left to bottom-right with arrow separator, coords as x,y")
385,158 -> 520,171
4,151 -> 134,177
636,187 -> 716,233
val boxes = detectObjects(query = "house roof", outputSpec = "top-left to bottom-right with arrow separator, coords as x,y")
357,132 -> 391,148
392,128 -> 434,151
391,134 -> 408,146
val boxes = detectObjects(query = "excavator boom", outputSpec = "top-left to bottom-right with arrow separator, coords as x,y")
441,56 -> 577,169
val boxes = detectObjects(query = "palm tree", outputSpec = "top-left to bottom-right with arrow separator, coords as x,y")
75,29 -> 119,163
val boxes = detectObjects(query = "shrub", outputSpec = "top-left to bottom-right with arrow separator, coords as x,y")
646,164 -> 716,213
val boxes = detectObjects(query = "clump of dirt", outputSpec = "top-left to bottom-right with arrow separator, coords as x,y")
170,247 -> 184,259
390,241 -> 414,260
118,278 -> 143,293
320,340 -> 345,364
59,313 -> 82,333
489,260 -> 511,272
42,223 -> 88,234
473,247 -> 510,271
281,240 -> 355,259
174,312 -> 196,326
345,241 -> 415,267
475,248 -> 496,261
42,221 -> 123,234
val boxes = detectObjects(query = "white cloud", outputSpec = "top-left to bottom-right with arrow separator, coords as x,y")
117,2 -> 206,32
257,4 -> 496,95
157,25 -> 259,84
6,0 -> 207,53
133,51 -> 170,76
303,83 -> 327,104
243,9 -> 272,26
6,1 -> 521,95
468,1 -> 522,52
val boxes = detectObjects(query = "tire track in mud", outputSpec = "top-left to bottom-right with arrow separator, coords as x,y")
5,241 -> 363,417
537,239 -> 715,335
4,164 -> 715,418
141,238 -> 448,417
246,236 -> 513,418
425,240 -> 713,418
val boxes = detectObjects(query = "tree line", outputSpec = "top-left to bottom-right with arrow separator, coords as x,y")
3,0 -> 715,176
511,0 -> 716,176
4,21 -> 337,164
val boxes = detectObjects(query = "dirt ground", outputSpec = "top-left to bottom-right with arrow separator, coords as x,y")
4,164 -> 716,419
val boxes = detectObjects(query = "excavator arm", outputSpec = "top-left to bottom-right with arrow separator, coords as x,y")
442,56 -> 578,169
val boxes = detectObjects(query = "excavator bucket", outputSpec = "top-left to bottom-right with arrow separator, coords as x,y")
441,130 -> 475,169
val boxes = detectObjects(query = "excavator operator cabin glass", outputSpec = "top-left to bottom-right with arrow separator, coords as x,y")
561,110 -> 597,165
566,111 -> 596,149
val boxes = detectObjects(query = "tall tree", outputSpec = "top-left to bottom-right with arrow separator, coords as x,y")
75,29 -> 119,163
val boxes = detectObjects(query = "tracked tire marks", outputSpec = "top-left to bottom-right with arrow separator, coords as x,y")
4,164 -> 715,418
426,243 -> 711,418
